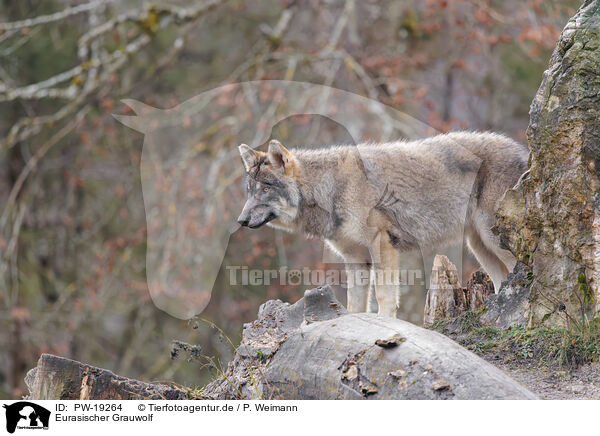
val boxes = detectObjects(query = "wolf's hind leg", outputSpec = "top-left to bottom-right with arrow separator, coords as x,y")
465,227 -> 509,292
479,227 -> 517,274
366,279 -> 378,313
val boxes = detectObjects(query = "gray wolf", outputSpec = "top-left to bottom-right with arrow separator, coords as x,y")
237,132 -> 528,317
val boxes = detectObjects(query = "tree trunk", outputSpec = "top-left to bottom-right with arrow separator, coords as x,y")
494,0 -> 600,328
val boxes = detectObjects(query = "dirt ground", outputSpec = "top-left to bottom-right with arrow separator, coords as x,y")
479,354 -> 600,400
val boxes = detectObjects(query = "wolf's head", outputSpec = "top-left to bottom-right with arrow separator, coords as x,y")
237,140 -> 300,228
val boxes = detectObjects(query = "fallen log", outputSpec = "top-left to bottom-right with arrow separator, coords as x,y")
25,354 -> 188,400
204,285 -> 537,399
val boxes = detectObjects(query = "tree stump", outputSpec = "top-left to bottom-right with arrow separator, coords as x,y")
423,255 -> 467,326
466,270 -> 495,310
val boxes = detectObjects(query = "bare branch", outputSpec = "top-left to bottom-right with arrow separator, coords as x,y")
0,1 -> 226,102
78,0 -> 225,58
1,0 -> 228,150
0,107 -> 90,231
0,0 -> 115,31
321,0 -> 355,56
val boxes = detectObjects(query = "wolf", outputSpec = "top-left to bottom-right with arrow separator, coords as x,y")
237,132 -> 528,317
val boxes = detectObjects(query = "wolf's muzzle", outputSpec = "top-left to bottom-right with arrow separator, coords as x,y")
237,216 -> 250,226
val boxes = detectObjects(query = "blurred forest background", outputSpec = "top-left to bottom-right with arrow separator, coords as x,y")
0,0 -> 580,398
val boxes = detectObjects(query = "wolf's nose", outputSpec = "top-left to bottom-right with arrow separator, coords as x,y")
237,218 -> 249,227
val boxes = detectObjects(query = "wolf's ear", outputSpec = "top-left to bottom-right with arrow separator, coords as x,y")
267,139 -> 294,173
238,144 -> 260,171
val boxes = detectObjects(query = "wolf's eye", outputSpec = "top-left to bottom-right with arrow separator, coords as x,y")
263,187 -> 270,193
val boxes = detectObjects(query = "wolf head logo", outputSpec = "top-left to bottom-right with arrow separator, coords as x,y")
3,402 -> 50,434
115,81 -> 435,318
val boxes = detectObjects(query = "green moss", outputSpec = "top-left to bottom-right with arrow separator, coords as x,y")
578,272 -> 595,305
526,271 -> 534,288
186,386 -> 211,399
400,8 -> 420,38
140,5 -> 162,35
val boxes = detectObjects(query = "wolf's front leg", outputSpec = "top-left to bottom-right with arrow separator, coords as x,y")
372,232 -> 400,318
344,262 -> 371,312
335,244 -> 372,313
